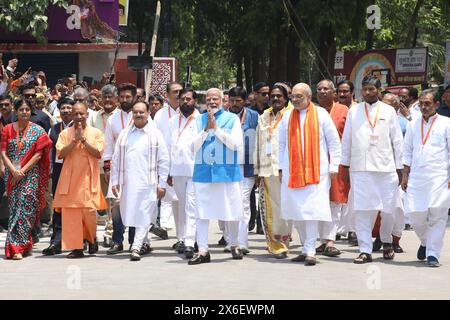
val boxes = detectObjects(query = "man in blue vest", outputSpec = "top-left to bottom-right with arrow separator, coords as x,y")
188,88 -> 244,265
228,86 -> 259,254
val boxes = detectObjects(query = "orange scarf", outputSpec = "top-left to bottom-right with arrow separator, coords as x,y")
288,102 -> 320,188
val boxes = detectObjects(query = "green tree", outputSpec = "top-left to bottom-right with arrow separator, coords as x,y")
0,0 -> 69,43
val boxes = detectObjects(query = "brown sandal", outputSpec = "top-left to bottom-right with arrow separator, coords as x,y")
383,244 -> 395,260
354,253 -> 372,264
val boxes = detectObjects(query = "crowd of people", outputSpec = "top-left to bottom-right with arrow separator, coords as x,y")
0,57 -> 449,267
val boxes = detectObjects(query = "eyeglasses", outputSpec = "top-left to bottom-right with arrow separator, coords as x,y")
0,103 -> 11,108
24,94 -> 37,98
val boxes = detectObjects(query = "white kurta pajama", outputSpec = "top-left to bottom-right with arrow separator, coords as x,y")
154,104 -> 179,231
111,122 -> 169,252
341,101 -> 404,255
167,111 -> 199,247
191,111 -> 244,253
278,106 -> 341,256
403,114 -> 450,259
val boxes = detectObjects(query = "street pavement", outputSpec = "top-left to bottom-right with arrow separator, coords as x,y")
0,221 -> 450,300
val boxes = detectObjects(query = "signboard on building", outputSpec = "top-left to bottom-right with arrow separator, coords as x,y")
333,48 -> 428,101
0,0 -> 118,43
119,0 -> 129,26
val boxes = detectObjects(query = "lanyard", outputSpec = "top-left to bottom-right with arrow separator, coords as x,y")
177,115 -> 194,139
240,108 -> 247,127
120,111 -> 132,130
421,115 -> 438,146
269,108 -> 286,135
15,122 -> 30,151
364,103 -> 380,130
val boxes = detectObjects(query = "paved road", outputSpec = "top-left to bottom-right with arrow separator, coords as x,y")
1,221 -> 450,300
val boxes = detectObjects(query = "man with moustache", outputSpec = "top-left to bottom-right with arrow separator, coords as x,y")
167,88 -> 200,259
112,101 -> 169,261
103,83 -> 139,255
278,83 -> 341,266
337,80 -> 358,108
188,88 -> 244,265
254,84 -> 293,259
341,76 -> 404,264
89,84 -> 119,247
315,80 -> 350,257
53,102 -> 107,259
402,90 -> 450,267
228,86 -> 259,255
42,97 -> 75,255
153,82 -> 183,247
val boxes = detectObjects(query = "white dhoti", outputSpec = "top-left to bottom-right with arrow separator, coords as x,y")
238,177 -> 255,249
295,221 -> 319,256
281,174 -> 332,222
173,176 -> 197,247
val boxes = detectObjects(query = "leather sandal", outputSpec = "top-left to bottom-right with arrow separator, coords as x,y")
383,243 -> 395,260
353,253 -> 372,264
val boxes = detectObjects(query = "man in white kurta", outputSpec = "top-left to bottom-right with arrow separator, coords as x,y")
103,83 -> 136,254
402,90 -> 450,267
153,82 -> 183,249
188,88 -> 244,265
278,83 -> 341,266
167,88 -> 199,259
111,102 -> 169,261
341,76 -> 404,264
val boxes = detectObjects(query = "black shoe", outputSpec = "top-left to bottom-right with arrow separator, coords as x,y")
335,234 -> 342,241
184,246 -> 195,259
231,247 -> 243,260
42,244 -> 62,256
88,241 -> 99,255
274,252 -> 288,259
315,243 -> 326,254
417,245 -> 426,261
393,243 -> 404,253
241,247 -> 250,255
32,235 -> 40,244
150,225 -> 169,240
67,249 -> 84,259
427,256 -> 440,267
102,237 -> 113,248
107,243 -> 124,255
291,254 -> 306,262
347,232 -> 357,242
188,252 -> 211,265
256,226 -> 264,235
217,236 -> 227,246
372,236 -> 382,252
194,242 -> 199,253
139,243 -> 153,255
172,240 -> 186,253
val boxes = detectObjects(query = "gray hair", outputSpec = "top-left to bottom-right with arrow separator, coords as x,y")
317,79 -> 335,90
73,87 -> 89,98
383,93 -> 400,104
101,84 -> 118,97
207,88 -> 224,99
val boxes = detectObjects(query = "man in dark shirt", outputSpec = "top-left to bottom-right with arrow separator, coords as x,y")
437,84 -> 450,117
42,97 -> 75,256
10,83 -> 51,133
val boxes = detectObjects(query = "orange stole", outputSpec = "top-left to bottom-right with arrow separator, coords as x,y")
329,103 -> 350,203
288,103 -> 320,188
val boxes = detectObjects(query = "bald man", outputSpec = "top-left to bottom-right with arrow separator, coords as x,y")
278,83 -> 341,266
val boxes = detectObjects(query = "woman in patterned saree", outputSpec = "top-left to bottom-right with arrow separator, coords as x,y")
1,99 -> 52,260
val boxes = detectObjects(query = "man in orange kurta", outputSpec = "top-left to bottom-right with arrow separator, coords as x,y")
316,80 -> 350,256
53,103 -> 107,259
